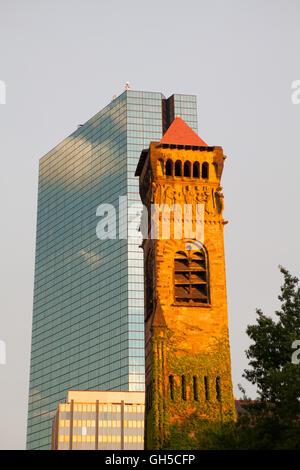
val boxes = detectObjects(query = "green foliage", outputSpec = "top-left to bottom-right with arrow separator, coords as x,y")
147,267 -> 300,449
147,330 -> 236,449
193,266 -> 300,450
243,266 -> 300,420
166,333 -> 236,422
189,414 -> 300,450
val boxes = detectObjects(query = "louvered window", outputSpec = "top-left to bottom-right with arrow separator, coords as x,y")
174,250 -> 209,304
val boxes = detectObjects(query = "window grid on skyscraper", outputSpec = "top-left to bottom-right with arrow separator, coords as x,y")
27,90 -> 198,449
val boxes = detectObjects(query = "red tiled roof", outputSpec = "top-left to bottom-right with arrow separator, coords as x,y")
160,116 -> 207,146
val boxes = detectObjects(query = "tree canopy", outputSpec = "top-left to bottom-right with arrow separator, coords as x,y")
196,266 -> 300,450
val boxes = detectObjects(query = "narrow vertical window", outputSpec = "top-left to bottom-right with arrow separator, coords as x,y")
216,376 -> 221,401
166,159 -> 173,176
204,376 -> 209,400
184,161 -> 191,177
193,161 -> 200,178
146,382 -> 153,410
175,160 -> 182,176
169,375 -> 174,401
193,376 -> 198,401
202,162 -> 209,179
181,375 -> 186,401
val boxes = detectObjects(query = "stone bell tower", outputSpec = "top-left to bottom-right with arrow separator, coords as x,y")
135,117 -> 235,450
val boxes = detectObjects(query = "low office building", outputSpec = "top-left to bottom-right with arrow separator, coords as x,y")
51,390 -> 145,450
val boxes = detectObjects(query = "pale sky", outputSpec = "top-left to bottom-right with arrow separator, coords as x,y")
0,0 -> 300,449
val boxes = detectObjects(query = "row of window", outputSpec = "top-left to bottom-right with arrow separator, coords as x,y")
162,159 -> 212,179
32,309 -> 143,341
59,434 -> 144,443
169,375 -> 221,402
60,419 -> 144,430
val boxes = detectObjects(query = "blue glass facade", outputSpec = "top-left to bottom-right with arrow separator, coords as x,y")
27,90 -> 198,449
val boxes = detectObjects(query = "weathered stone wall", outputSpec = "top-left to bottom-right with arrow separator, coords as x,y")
139,142 -> 235,450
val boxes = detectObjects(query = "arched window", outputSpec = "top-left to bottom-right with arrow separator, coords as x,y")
202,162 -> 209,179
166,159 -> 173,176
174,249 -> 210,304
175,160 -> 182,177
184,161 -> 191,177
193,162 -> 200,178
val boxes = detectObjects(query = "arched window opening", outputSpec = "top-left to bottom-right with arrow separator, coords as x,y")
169,375 -> 174,401
193,376 -> 198,401
174,249 -> 210,304
193,162 -> 200,178
216,377 -> 221,401
204,376 -> 209,401
181,375 -> 186,401
166,159 -> 173,176
184,161 -> 191,177
202,162 -> 209,179
175,160 -> 182,177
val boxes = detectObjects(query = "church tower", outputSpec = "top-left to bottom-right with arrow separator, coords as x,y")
135,117 -> 236,450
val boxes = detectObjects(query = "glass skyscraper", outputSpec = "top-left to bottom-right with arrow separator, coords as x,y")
27,89 -> 198,449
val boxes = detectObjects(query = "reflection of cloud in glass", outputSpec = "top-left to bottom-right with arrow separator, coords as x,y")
29,389 -> 50,407
32,409 -> 57,419
39,106 -> 127,190
29,390 -> 56,419
77,249 -> 101,269
39,135 -> 93,189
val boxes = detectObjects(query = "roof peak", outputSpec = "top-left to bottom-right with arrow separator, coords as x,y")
160,116 -> 207,147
